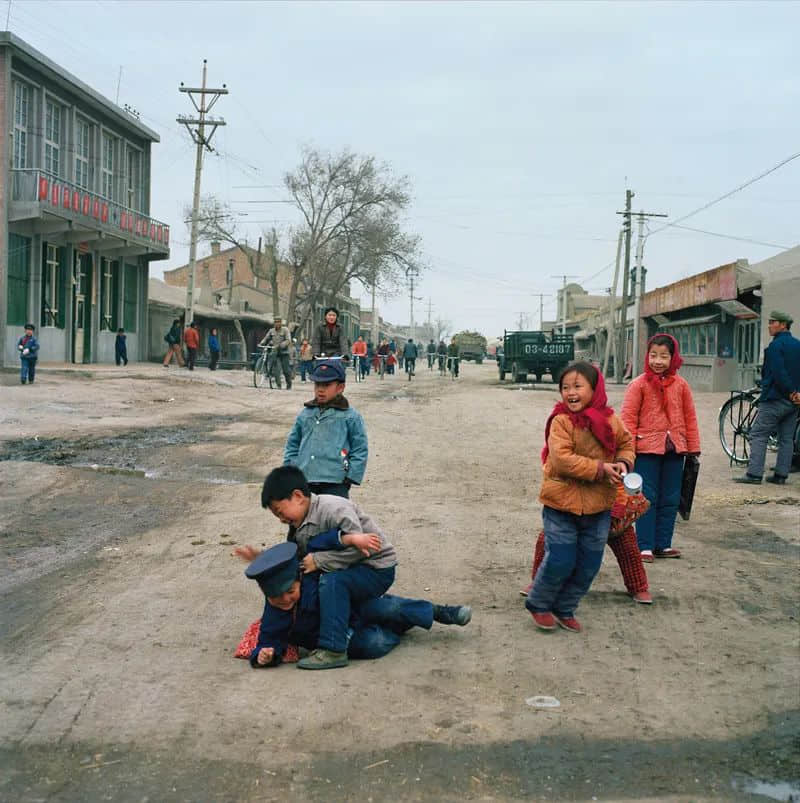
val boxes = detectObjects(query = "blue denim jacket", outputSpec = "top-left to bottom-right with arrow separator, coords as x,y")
284,402 -> 368,485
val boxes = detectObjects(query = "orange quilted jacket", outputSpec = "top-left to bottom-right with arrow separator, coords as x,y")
620,374 -> 701,455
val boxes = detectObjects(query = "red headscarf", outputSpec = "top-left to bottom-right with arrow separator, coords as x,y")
541,367 -> 616,464
644,332 -> 682,409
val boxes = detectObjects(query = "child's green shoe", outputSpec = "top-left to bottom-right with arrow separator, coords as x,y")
297,649 -> 348,670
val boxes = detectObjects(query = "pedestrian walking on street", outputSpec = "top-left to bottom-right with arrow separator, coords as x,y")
621,333 -> 700,562
734,311 -> 800,485
298,338 -> 314,382
526,362 -> 634,634
184,321 -> 200,371
208,327 -> 221,371
115,328 -> 128,366
17,323 -> 39,385
162,319 -> 184,367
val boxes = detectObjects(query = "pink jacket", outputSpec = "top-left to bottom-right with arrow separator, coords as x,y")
621,374 -> 701,455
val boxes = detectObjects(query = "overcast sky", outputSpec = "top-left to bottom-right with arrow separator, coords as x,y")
8,0 -> 799,337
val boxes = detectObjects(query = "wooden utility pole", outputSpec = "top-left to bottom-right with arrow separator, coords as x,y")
615,189 -> 634,382
177,61 -> 227,326
533,293 -> 549,330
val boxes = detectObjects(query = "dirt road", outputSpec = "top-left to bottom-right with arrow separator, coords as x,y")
1,362 -> 798,802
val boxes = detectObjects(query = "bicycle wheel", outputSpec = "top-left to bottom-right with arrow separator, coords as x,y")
354,357 -> 362,383
719,394 -> 756,465
253,355 -> 269,388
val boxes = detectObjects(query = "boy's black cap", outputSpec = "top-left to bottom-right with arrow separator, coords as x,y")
245,542 -> 299,596
310,359 -> 346,383
24,323 -> 35,330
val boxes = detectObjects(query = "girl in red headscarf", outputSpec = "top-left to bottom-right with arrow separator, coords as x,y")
526,362 -> 635,634
621,333 -> 700,561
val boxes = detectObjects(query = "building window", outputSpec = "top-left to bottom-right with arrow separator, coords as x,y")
102,133 -> 115,200
13,82 -> 29,169
75,118 -> 92,190
45,100 -> 61,177
100,258 -> 119,330
123,263 -> 138,332
126,148 -> 142,211
42,244 -> 61,327
7,234 -> 31,325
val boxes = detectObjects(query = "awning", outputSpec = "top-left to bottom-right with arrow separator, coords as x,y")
715,299 -> 758,320
659,314 -> 720,328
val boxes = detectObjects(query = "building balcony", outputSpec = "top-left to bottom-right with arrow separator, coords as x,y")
9,168 -> 170,261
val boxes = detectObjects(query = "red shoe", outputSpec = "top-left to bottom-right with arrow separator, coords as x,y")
631,591 -> 653,604
530,612 -> 557,631
555,615 -> 582,633
640,550 -> 654,563
520,582 -> 533,598
655,548 -> 681,559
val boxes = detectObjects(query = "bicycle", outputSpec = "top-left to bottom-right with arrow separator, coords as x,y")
427,352 -> 436,370
352,354 -> 364,383
405,357 -> 416,382
253,345 -> 275,389
438,354 -> 447,376
718,385 -> 800,465
447,356 -> 459,380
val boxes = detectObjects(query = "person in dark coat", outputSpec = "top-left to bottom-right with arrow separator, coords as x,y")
17,323 -> 40,385
735,310 -> 800,485
162,319 -> 184,367
115,328 -> 128,366
311,307 -> 349,358
208,327 -> 221,371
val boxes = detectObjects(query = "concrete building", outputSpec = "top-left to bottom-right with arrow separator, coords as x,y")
2,31 -> 169,366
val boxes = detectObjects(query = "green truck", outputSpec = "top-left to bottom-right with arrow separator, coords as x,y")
497,330 -> 574,383
453,331 -> 487,364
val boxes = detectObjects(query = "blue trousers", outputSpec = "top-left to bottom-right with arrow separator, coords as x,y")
348,595 -> 434,659
635,452 -> 684,551
318,564 -> 396,652
746,398 -> 797,479
526,506 -> 610,617
20,358 -> 36,383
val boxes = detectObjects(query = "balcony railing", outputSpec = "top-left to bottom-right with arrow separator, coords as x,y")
10,169 -> 169,252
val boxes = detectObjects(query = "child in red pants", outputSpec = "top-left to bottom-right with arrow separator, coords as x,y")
522,485 -> 652,603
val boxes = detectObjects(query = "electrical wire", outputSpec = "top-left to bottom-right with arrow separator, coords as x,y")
666,225 -> 790,250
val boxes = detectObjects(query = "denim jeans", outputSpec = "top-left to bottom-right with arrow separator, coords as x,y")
634,452 -> 684,551
348,595 -> 434,659
746,398 -> 797,478
317,565 -> 396,652
20,358 -> 36,383
526,506 -> 610,617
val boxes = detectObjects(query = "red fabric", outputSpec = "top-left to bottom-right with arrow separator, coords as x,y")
183,327 -> 199,349
644,333 -> 683,410
234,619 -> 299,662
541,369 -> 616,464
352,341 -> 367,357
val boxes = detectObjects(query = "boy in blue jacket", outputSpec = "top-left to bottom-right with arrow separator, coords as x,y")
17,323 -> 39,385
283,359 -> 367,498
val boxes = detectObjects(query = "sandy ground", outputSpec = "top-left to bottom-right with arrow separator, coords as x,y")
0,361 -> 798,802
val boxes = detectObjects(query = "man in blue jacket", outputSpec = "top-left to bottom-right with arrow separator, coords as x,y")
735,310 -> 800,485
17,323 -> 40,385
283,359 -> 367,498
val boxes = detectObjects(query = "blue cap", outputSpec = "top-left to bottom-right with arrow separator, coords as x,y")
245,542 -> 299,597
310,359 -> 346,383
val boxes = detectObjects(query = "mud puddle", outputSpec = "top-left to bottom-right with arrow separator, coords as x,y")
0,416 -> 259,485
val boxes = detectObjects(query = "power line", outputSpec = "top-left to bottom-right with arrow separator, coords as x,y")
666,224 -> 790,250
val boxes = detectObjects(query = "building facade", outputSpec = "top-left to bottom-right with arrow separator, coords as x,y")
1,32 -> 168,367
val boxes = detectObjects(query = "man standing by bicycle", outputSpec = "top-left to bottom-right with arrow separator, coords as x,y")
258,316 -> 293,390
735,310 -> 800,485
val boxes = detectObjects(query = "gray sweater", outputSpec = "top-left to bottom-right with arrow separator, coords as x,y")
291,493 -> 397,572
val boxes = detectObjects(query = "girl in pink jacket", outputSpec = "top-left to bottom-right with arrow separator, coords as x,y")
621,334 -> 700,561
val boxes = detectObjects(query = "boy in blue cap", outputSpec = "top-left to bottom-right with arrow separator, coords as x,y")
240,540 -> 471,668
283,358 -> 368,498
17,323 -> 40,385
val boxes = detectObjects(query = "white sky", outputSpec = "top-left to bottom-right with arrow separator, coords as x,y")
7,0 -> 799,337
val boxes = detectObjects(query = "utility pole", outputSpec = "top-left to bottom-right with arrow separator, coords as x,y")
370,281 -> 378,345
516,311 -> 527,330
630,208 -> 668,374
533,293 -> 549,330
550,275 -> 579,334
602,229 -> 624,377
406,266 -> 419,340
615,189 -> 634,382
177,60 -> 227,326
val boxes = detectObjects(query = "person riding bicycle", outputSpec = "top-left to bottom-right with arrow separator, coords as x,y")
437,339 -> 447,371
426,339 -> 436,369
312,307 -> 349,360
447,337 -> 460,377
258,316 -> 293,389
352,336 -> 368,379
734,310 -> 800,486
403,338 -> 419,375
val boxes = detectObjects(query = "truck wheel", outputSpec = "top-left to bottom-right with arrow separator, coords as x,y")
512,362 -> 526,383
476,358 -> 483,365
498,364 -> 506,381
535,374 -> 543,383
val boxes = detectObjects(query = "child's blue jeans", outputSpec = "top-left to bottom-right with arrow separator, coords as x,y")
317,564 -> 396,653
526,506 -> 610,618
634,453 -> 684,551
348,595 -> 434,659
20,358 -> 36,383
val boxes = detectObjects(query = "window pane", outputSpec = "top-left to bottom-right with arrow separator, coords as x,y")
697,325 -> 707,355
708,325 -> 717,356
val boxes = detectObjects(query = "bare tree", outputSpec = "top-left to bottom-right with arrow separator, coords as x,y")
433,317 -> 451,343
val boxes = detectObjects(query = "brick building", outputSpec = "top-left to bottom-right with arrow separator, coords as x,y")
1,32 -> 169,366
